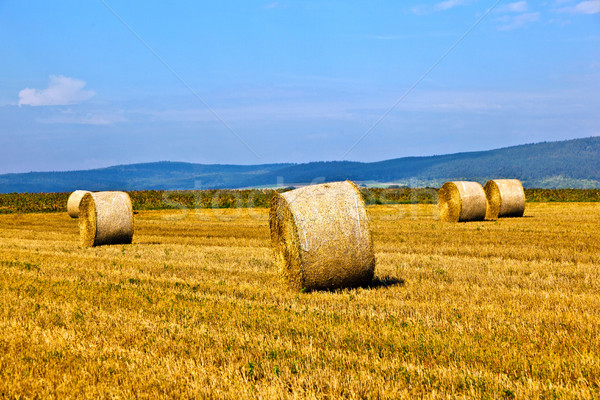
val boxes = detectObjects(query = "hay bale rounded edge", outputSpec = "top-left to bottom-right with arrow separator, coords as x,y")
79,191 -> 134,247
67,190 -> 91,218
484,179 -> 525,219
269,180 -> 375,291
438,181 -> 486,222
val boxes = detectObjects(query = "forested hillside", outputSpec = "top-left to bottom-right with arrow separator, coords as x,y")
1,136 -> 598,192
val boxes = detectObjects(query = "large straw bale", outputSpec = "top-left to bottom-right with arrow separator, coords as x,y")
79,191 -> 134,247
67,190 -> 91,218
269,180 -> 375,291
484,179 -> 525,219
438,181 -> 486,222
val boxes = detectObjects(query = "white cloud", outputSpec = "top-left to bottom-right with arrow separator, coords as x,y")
497,12 -> 540,30
568,0 -> 600,13
547,17 -> 572,26
497,1 -> 528,13
494,2 -> 538,30
37,112 -> 127,125
412,0 -> 468,14
363,33 -> 452,40
18,75 -> 96,106
263,2 -> 282,9
434,0 -> 467,11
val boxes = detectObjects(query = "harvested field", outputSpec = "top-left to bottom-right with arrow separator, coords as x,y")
1,203 -> 599,398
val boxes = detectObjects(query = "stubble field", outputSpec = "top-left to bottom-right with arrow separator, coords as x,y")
1,202 -> 599,398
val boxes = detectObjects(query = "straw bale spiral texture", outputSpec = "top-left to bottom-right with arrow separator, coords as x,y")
67,190 -> 91,218
79,191 -> 134,247
438,181 -> 486,222
269,180 -> 375,291
484,179 -> 525,219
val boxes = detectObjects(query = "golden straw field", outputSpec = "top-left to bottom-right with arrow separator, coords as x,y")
1,202 -> 600,398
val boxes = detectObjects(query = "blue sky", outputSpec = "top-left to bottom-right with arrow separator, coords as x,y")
0,0 -> 598,173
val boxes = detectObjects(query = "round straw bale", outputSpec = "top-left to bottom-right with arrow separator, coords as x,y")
269,180 -> 375,291
484,179 -> 525,219
67,190 -> 91,218
79,191 -> 134,247
438,181 -> 486,222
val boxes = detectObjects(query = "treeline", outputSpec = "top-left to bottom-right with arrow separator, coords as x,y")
1,188 -> 600,214
523,189 -> 600,202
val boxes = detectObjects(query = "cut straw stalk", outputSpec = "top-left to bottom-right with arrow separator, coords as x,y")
269,181 -> 375,291
67,190 -> 91,218
484,179 -> 525,219
79,191 -> 134,247
438,181 -> 486,222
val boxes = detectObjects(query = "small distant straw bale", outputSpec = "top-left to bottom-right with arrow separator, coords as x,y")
484,179 -> 525,219
269,180 -> 375,291
79,191 -> 134,247
67,190 -> 91,218
438,181 -> 486,222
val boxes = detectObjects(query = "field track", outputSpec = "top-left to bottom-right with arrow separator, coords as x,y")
1,203 -> 599,398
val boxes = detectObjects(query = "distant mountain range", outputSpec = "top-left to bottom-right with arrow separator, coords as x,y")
1,136 -> 599,193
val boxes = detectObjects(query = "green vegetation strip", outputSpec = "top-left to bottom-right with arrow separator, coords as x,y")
1,188 -> 599,214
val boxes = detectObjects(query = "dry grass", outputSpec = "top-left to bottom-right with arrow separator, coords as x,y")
1,203 -> 600,398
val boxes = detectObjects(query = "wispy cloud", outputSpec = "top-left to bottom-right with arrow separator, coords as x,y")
434,0 -> 468,11
36,109 -> 127,125
367,35 -> 410,40
263,2 -> 283,9
362,33 -> 452,40
497,12 -> 540,30
18,75 -> 96,106
412,0 -> 468,15
559,0 -> 600,14
497,1 -> 528,13
493,1 -> 540,30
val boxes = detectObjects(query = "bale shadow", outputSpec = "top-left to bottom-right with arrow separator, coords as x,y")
485,215 -> 534,221
365,275 -> 405,289
309,275 -> 405,293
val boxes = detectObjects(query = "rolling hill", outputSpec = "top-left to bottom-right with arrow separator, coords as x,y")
1,136 -> 599,193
